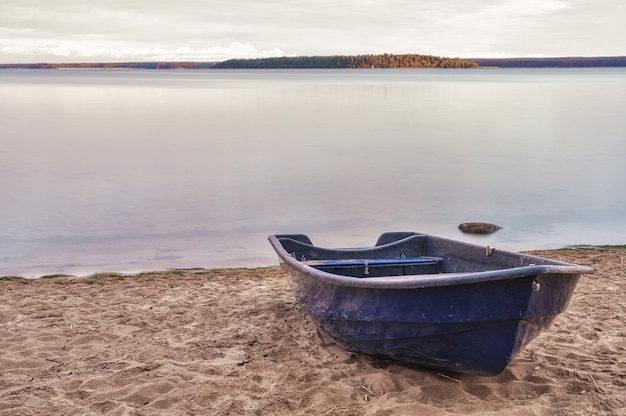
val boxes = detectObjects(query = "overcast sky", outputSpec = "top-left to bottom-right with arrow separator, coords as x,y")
1,0 -> 624,63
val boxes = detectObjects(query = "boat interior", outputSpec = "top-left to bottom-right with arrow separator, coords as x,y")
275,232 -> 444,278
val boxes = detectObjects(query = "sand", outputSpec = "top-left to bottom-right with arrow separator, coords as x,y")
1,247 -> 624,415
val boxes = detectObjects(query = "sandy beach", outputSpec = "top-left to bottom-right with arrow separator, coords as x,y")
1,247 -> 624,415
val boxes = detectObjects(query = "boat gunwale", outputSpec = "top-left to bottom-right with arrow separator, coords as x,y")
268,234 -> 593,289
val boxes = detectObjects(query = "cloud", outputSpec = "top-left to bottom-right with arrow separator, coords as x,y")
0,2 -> 291,62
441,0 -> 570,25
489,0 -> 570,16
0,38 -> 285,62
0,0 -> 624,62
427,0 -> 573,57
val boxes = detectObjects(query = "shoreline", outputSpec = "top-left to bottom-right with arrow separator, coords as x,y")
1,246 -> 624,415
3,244 -> 624,281
0,255 -> 275,281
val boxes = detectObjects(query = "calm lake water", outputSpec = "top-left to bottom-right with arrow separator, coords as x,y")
1,68 -> 625,277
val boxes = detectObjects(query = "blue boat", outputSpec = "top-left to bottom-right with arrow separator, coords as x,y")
268,232 -> 593,376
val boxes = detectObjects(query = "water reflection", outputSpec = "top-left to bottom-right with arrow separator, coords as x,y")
1,69 -> 625,276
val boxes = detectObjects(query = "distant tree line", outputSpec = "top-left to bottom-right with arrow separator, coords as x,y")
3,56 -> 626,70
469,56 -> 626,68
0,62 -> 217,69
213,54 -> 478,69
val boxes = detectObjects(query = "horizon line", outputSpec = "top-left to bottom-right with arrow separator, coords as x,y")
2,54 -> 626,66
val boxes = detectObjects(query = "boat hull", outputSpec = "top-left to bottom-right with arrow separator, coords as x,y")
288,265 -> 578,376
269,232 -> 592,376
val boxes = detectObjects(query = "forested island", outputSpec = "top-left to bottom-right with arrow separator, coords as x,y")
1,54 -> 625,69
213,54 -> 477,68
